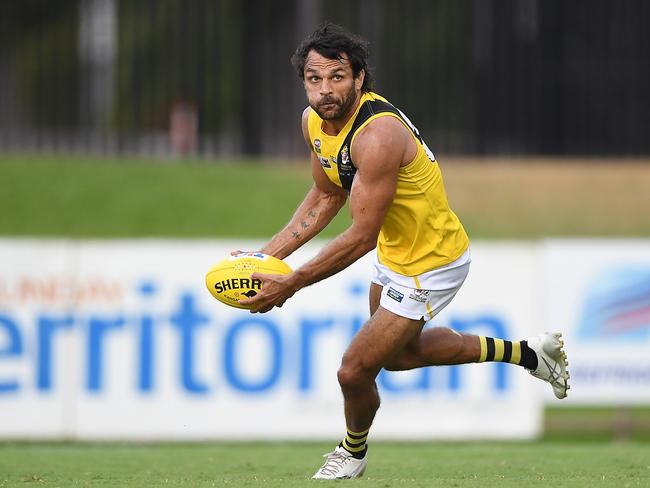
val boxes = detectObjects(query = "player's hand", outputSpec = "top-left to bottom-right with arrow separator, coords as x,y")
238,272 -> 298,313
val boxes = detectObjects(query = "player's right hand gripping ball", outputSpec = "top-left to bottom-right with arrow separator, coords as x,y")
205,252 -> 292,309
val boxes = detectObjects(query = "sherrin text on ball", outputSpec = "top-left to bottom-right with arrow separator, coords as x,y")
205,252 -> 292,309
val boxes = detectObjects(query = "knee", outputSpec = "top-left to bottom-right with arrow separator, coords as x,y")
337,364 -> 362,389
337,360 -> 381,409
337,359 -> 373,390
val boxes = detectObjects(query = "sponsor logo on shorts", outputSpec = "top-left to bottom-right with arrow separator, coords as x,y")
387,287 -> 404,303
409,289 -> 432,303
318,156 -> 331,168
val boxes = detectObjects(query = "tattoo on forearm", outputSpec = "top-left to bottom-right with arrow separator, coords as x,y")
300,220 -> 310,229
308,210 -> 316,218
292,231 -> 301,240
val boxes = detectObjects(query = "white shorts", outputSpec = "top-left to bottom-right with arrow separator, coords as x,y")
372,248 -> 471,321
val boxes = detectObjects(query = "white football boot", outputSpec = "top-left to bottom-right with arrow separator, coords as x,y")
311,446 -> 367,480
526,332 -> 570,399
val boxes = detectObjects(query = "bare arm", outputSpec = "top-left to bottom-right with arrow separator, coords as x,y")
260,108 -> 347,259
289,117 -> 405,287
261,161 -> 347,259
241,116 -> 411,312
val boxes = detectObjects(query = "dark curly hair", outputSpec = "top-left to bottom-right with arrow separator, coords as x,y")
291,23 -> 374,92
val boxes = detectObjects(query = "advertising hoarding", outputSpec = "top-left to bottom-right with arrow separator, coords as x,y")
0,239 -> 541,439
543,240 -> 650,405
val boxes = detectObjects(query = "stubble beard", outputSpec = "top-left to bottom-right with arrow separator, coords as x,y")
311,83 -> 358,121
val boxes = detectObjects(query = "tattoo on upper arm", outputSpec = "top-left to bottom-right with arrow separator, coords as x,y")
308,210 -> 316,218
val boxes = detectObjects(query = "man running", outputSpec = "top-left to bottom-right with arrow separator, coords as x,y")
239,23 -> 569,480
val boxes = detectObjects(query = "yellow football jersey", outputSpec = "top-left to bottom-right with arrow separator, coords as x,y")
307,91 -> 469,276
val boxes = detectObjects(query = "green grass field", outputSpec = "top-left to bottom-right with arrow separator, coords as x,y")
2,153 -> 650,486
0,409 -> 648,487
0,154 -> 347,238
2,441 -> 650,487
2,154 -> 650,238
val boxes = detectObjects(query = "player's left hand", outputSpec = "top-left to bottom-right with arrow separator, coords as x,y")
238,272 -> 298,313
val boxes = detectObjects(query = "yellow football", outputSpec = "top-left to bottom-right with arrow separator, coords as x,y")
205,252 -> 292,309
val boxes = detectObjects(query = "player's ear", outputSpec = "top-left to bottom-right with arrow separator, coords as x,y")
355,69 -> 365,91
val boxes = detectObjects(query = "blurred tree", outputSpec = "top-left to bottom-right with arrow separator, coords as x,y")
1,0 -> 80,128
0,0 -> 648,155
113,0 -> 243,138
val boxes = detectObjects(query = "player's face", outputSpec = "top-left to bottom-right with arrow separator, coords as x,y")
303,50 -> 363,121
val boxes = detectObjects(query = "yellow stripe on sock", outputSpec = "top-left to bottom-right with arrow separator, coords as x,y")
345,432 -> 368,442
343,439 -> 367,452
478,336 -> 487,362
510,341 -> 521,365
494,338 -> 505,361
347,427 -> 370,437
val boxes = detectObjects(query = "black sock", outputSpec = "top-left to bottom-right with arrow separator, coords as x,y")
519,340 -> 538,370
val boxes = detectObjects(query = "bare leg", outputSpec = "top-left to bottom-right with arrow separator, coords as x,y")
338,304 -> 424,431
365,285 -> 564,399
384,326 -> 481,371
369,283 -> 481,372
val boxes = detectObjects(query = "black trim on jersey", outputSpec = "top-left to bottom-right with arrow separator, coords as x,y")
336,99 -> 425,192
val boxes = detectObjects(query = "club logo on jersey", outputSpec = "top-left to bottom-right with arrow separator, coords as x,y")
409,289 -> 432,303
387,287 -> 404,303
341,145 -> 350,166
318,156 -> 331,168
314,139 -> 322,153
